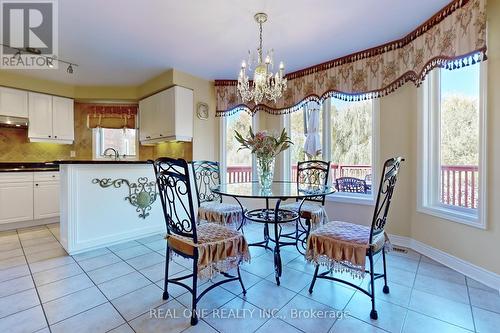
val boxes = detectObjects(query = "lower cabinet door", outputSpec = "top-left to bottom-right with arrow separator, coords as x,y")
0,182 -> 34,224
34,181 -> 59,220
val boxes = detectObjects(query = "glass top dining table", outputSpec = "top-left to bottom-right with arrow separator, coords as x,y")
211,181 -> 335,199
211,181 -> 334,285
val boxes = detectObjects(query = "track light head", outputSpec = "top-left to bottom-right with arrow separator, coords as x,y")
67,64 -> 74,74
13,49 -> 21,60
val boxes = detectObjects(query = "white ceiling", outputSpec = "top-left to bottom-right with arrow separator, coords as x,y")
2,0 -> 452,86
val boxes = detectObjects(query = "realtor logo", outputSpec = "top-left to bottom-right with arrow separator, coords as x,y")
0,0 -> 58,69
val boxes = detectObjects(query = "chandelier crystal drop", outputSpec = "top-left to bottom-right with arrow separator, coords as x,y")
237,13 -> 287,104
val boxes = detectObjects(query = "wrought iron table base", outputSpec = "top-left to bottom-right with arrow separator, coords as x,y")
243,198 -> 303,286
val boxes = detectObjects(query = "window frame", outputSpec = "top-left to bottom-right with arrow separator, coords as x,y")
285,98 -> 380,206
92,128 -> 139,160
220,111 -> 259,180
417,61 -> 488,229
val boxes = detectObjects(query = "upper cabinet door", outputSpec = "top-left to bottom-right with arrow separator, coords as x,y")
139,96 -> 154,141
173,86 -> 193,139
52,96 -> 74,141
0,87 -> 28,118
28,92 -> 53,139
155,88 -> 174,138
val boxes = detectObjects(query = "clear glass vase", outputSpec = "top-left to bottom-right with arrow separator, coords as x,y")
256,155 -> 276,189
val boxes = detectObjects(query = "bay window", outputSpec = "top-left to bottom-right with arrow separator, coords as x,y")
286,98 -> 378,204
221,111 -> 257,183
418,58 -> 487,228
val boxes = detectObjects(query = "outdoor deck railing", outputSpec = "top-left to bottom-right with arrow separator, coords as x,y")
441,165 -> 478,209
226,164 -> 479,209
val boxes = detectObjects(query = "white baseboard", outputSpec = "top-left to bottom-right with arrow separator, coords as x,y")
0,217 -> 59,232
389,234 -> 500,294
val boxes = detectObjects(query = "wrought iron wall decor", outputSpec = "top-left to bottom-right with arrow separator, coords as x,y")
92,177 -> 158,219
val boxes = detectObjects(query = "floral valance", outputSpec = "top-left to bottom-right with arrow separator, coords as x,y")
215,0 -> 487,116
83,103 -> 138,129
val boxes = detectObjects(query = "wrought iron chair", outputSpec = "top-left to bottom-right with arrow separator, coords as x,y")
335,176 -> 368,193
153,158 -> 250,325
192,160 -> 246,229
281,160 -> 330,254
364,173 -> 372,183
306,157 -> 404,320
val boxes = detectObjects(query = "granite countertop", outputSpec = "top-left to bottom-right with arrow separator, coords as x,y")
54,160 -> 152,164
0,160 -> 154,172
0,162 -> 59,172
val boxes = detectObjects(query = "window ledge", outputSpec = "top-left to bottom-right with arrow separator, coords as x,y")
326,193 -> 375,206
417,205 -> 485,229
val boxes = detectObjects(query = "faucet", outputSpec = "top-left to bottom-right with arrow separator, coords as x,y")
103,147 -> 120,160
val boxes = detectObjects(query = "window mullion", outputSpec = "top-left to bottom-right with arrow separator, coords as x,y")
322,99 -> 331,163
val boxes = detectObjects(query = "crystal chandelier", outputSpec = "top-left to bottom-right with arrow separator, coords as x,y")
237,13 -> 287,104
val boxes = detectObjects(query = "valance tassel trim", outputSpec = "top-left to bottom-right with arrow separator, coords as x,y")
215,0 -> 487,116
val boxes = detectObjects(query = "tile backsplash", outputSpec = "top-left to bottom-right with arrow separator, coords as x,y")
0,103 -> 191,162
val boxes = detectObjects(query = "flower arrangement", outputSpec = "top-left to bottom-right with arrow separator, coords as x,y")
235,127 -> 292,188
234,127 -> 292,159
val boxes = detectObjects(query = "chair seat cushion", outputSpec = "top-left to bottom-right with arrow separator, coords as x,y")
198,201 -> 245,226
167,223 -> 250,279
281,201 -> 327,227
305,220 -> 389,278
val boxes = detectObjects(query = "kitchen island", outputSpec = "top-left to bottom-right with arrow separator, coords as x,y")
57,160 -> 165,254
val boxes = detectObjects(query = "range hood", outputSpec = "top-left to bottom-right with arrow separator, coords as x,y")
0,115 -> 28,128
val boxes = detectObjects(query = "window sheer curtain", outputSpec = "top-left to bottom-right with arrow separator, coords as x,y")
303,103 -> 322,158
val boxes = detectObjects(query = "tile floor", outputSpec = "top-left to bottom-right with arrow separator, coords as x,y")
0,222 -> 499,333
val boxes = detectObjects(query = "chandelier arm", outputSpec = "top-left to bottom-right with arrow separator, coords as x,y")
258,21 -> 263,63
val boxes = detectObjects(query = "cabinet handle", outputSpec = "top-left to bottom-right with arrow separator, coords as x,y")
48,135 -> 51,138
159,134 -> 163,137
35,183 -> 39,186
146,136 -> 151,139
54,135 -> 58,138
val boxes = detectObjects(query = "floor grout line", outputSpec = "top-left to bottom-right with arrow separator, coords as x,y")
15,227 -> 53,333
69,254 -> 138,333
32,225 -> 131,332
465,278 -> 478,333
399,254 -> 422,333
1,225 -> 491,333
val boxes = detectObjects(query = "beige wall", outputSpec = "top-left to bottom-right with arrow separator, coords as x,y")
275,1 -> 500,275
136,69 -> 219,161
262,32 -> 499,275
0,68 -> 219,163
407,0 -> 500,274
172,70 -> 218,161
1,2 -> 498,275
0,72 -> 138,100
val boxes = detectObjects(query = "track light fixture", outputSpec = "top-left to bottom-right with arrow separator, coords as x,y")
1,44 -> 78,74
13,49 -> 21,60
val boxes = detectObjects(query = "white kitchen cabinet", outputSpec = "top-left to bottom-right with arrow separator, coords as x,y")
52,96 -> 74,141
28,92 -> 74,144
139,95 -> 155,141
28,92 -> 53,139
34,181 -> 59,220
0,87 -> 28,118
0,172 -> 60,226
139,85 -> 193,144
0,174 -> 34,224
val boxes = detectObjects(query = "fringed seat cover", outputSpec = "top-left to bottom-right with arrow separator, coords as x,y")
281,201 -> 327,228
166,223 -> 250,279
306,220 -> 389,278
197,201 -> 245,226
